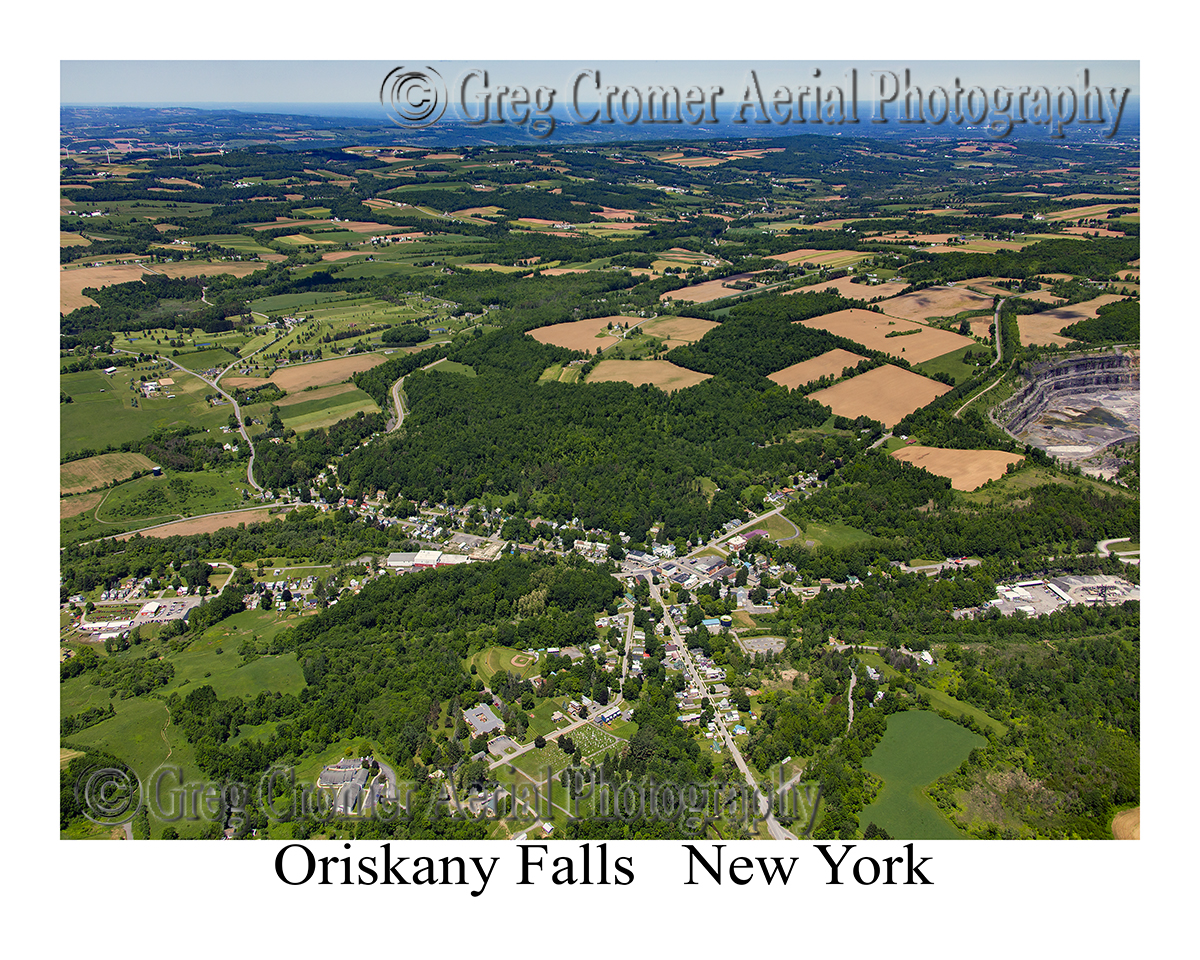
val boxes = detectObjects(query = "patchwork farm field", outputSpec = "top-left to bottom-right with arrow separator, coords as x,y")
797,308 -> 975,363
1017,294 -> 1126,347
60,260 -> 268,311
807,364 -> 951,426
877,286 -> 996,322
528,316 -> 625,351
639,315 -> 719,349
585,359 -> 713,392
276,386 -> 381,432
784,276 -> 909,300
223,353 -> 389,392
857,710 -> 986,839
891,445 -> 1025,491
60,452 -> 157,495
661,272 -> 769,303
767,349 -> 866,390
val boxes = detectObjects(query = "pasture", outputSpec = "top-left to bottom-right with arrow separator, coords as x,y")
584,359 -> 713,393
60,366 -> 227,457
857,710 -> 986,839
807,364 -> 951,427
60,452 -> 157,495
767,349 -> 866,390
891,445 -> 1024,491
798,308 -> 975,363
528,317 -> 625,352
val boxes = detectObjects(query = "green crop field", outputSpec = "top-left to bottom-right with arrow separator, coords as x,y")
278,386 -> 381,432
858,710 -> 987,839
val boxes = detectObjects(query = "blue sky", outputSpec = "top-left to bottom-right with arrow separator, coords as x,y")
61,60 -> 1138,107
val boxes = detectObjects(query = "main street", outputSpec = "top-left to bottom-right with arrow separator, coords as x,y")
648,580 -> 797,840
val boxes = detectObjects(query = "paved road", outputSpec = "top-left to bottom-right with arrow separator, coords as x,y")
954,298 -> 1007,420
387,359 -> 443,432
116,348 -> 264,493
648,581 -> 797,840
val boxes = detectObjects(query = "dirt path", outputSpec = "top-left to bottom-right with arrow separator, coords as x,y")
1112,807 -> 1140,839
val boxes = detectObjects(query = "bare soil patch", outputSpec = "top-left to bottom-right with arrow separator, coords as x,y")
891,445 -> 1024,490
585,359 -> 713,393
529,317 -> 624,352
808,365 -> 950,427
1111,807 -> 1140,840
61,492 -> 104,519
223,354 -> 388,393
798,308 -> 974,363
877,286 -> 996,322
116,507 -> 289,539
767,349 -> 867,389
1018,294 -> 1125,347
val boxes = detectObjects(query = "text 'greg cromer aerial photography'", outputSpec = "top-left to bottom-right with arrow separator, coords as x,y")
59,60 -> 1140,846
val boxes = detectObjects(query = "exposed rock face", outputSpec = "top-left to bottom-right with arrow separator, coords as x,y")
1002,351 -> 1139,436
998,351 -> 1139,475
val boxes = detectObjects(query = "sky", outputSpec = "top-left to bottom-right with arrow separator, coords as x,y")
61,60 -> 1139,109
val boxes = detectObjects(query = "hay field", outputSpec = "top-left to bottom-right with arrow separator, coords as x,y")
639,315 -> 719,349
585,359 -> 713,392
274,382 -> 357,408
877,286 -> 996,322
891,445 -> 1024,490
61,492 -> 104,519
1112,807 -> 1140,840
767,349 -> 866,390
1018,294 -> 1125,347
222,354 -> 388,393
808,365 -> 951,426
529,317 -> 624,351
661,272 -> 766,303
798,308 -> 974,363
61,452 -> 157,496
61,232 -> 91,247
769,248 -> 865,267
784,276 -> 908,300
60,263 -> 148,310
116,507 -> 288,540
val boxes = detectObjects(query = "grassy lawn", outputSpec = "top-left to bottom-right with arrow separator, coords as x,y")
857,710 -> 986,839
792,521 -> 874,550
467,646 -> 540,684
